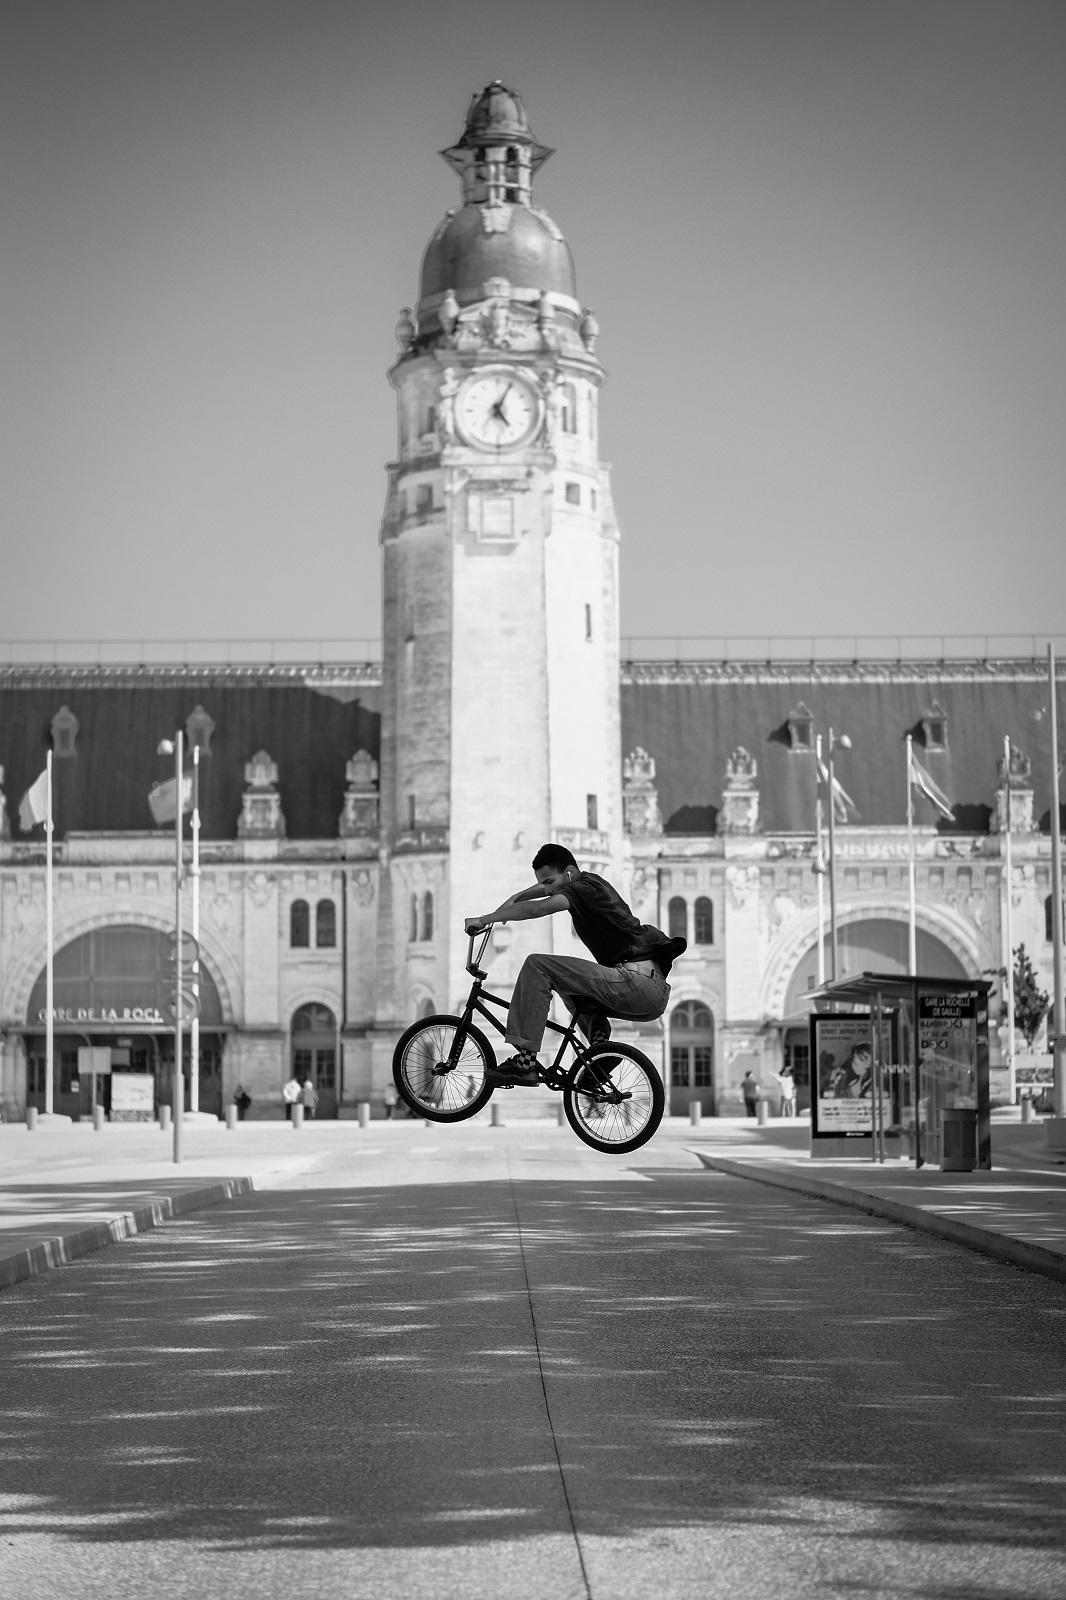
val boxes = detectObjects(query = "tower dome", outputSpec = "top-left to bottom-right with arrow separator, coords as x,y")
417,82 -> 577,321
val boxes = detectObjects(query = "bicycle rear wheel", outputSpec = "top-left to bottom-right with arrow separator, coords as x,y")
563,1042 -> 664,1154
392,1015 -> 495,1122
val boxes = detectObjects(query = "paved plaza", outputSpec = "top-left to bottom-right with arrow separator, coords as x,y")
0,1109 -> 1064,1599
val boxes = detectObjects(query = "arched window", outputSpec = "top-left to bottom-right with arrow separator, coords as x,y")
316,899 -> 336,949
560,383 -> 578,434
694,897 -> 714,945
409,894 -> 419,942
290,900 -> 310,948
668,896 -> 687,940
422,891 -> 434,943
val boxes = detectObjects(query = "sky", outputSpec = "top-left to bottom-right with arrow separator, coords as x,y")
3,0 -> 1066,659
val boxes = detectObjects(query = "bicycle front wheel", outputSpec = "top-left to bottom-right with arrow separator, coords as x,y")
392,1015 -> 495,1122
563,1042 -> 664,1154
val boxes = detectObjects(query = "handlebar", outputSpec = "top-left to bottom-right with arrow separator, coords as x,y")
466,926 -> 492,978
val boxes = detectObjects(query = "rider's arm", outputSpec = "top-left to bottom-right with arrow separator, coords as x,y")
465,893 -> 568,933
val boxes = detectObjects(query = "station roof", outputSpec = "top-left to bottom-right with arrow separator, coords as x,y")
0,668 -> 381,842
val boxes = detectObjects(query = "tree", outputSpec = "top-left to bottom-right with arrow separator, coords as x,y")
1013,943 -> 1050,1049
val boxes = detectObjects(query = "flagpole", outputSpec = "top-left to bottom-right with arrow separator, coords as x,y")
814,736 -> 826,986
1002,734 -> 1016,1094
189,742 -> 200,1116
44,749 -> 54,1117
827,727 -> 840,981
173,732 -> 184,1164
1048,645 -> 1064,1119
906,736 -> 917,974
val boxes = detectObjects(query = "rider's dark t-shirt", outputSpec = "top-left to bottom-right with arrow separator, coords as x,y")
558,872 -> 680,974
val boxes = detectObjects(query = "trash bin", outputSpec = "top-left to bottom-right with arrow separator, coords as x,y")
940,1108 -> 978,1172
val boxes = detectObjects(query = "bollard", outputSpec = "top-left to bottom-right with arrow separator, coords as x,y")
756,1099 -> 770,1125
1021,1096 -> 1034,1124
357,1101 -> 370,1128
159,1105 -> 171,1131
689,1101 -> 702,1126
93,1105 -> 105,1132
292,1104 -> 304,1129
225,1104 -> 238,1130
490,1103 -> 503,1128
26,1106 -> 38,1131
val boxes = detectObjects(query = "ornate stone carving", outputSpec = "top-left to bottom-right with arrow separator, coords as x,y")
622,747 -> 663,836
579,307 -> 599,353
237,751 -> 286,839
726,864 -> 759,908
351,869 -> 375,907
718,747 -> 760,835
450,278 -> 541,352
395,306 -> 415,350
340,749 -> 380,838
186,704 -> 215,756
478,202 -> 513,235
993,744 -> 1037,834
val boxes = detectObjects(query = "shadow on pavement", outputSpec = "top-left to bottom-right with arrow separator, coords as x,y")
0,1176 -> 1063,1585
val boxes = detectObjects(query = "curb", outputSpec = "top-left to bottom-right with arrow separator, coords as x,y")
0,1177 -> 255,1294
694,1153 -> 1066,1287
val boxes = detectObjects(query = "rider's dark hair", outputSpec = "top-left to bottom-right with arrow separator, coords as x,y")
531,843 -> 579,872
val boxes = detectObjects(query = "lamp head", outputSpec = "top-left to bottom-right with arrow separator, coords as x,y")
835,734 -> 852,752
157,739 -> 175,755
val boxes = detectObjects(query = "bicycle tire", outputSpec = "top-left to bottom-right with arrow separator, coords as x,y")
563,1041 -> 664,1154
392,1014 -> 496,1122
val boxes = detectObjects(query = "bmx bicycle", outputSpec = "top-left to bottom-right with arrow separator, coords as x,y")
391,930 -> 665,1155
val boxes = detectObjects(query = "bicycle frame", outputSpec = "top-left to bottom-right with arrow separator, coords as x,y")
456,929 -> 584,1088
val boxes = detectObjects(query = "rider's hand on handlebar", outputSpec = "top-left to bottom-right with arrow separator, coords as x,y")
465,917 -> 489,936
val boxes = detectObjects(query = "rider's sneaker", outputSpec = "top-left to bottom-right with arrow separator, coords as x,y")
488,1050 -> 541,1087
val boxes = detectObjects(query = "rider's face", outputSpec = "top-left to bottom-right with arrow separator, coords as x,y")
535,863 -> 571,892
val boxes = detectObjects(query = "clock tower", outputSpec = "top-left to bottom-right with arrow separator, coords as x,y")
378,81 -> 621,1026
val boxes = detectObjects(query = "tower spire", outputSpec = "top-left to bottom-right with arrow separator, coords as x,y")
440,80 -> 553,208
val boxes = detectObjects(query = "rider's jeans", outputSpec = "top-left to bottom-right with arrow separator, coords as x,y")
505,954 -> 670,1054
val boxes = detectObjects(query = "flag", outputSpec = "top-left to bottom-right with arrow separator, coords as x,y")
909,749 -> 955,821
18,769 -> 49,831
817,759 -> 859,823
148,775 -> 193,826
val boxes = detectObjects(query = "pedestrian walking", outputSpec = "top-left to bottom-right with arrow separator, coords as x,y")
301,1077 -> 319,1119
741,1071 -> 759,1118
383,1082 -> 398,1120
779,1067 -> 796,1117
282,1073 -> 302,1120
233,1085 -> 252,1121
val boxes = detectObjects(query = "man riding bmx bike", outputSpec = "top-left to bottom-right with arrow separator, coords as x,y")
464,843 -> 685,1086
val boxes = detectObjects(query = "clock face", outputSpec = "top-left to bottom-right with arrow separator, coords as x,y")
455,369 -> 540,449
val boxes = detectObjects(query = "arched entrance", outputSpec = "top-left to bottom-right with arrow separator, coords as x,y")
291,1003 -> 339,1120
668,1001 -> 715,1116
24,926 -> 227,1119
779,918 -> 970,1112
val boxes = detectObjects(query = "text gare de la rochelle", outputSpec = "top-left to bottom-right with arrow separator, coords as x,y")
37,1006 -> 167,1026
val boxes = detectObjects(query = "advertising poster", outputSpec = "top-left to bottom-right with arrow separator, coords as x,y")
918,993 -> 977,1107
810,1013 -> 894,1139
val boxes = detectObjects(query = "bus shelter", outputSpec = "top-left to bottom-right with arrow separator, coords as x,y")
809,973 -> 992,1170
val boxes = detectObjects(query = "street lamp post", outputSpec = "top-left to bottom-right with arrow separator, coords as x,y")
158,733 -> 184,1165
826,728 -> 852,983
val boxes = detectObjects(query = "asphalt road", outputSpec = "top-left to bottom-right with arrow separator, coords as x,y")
1,1128 -> 1064,1600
